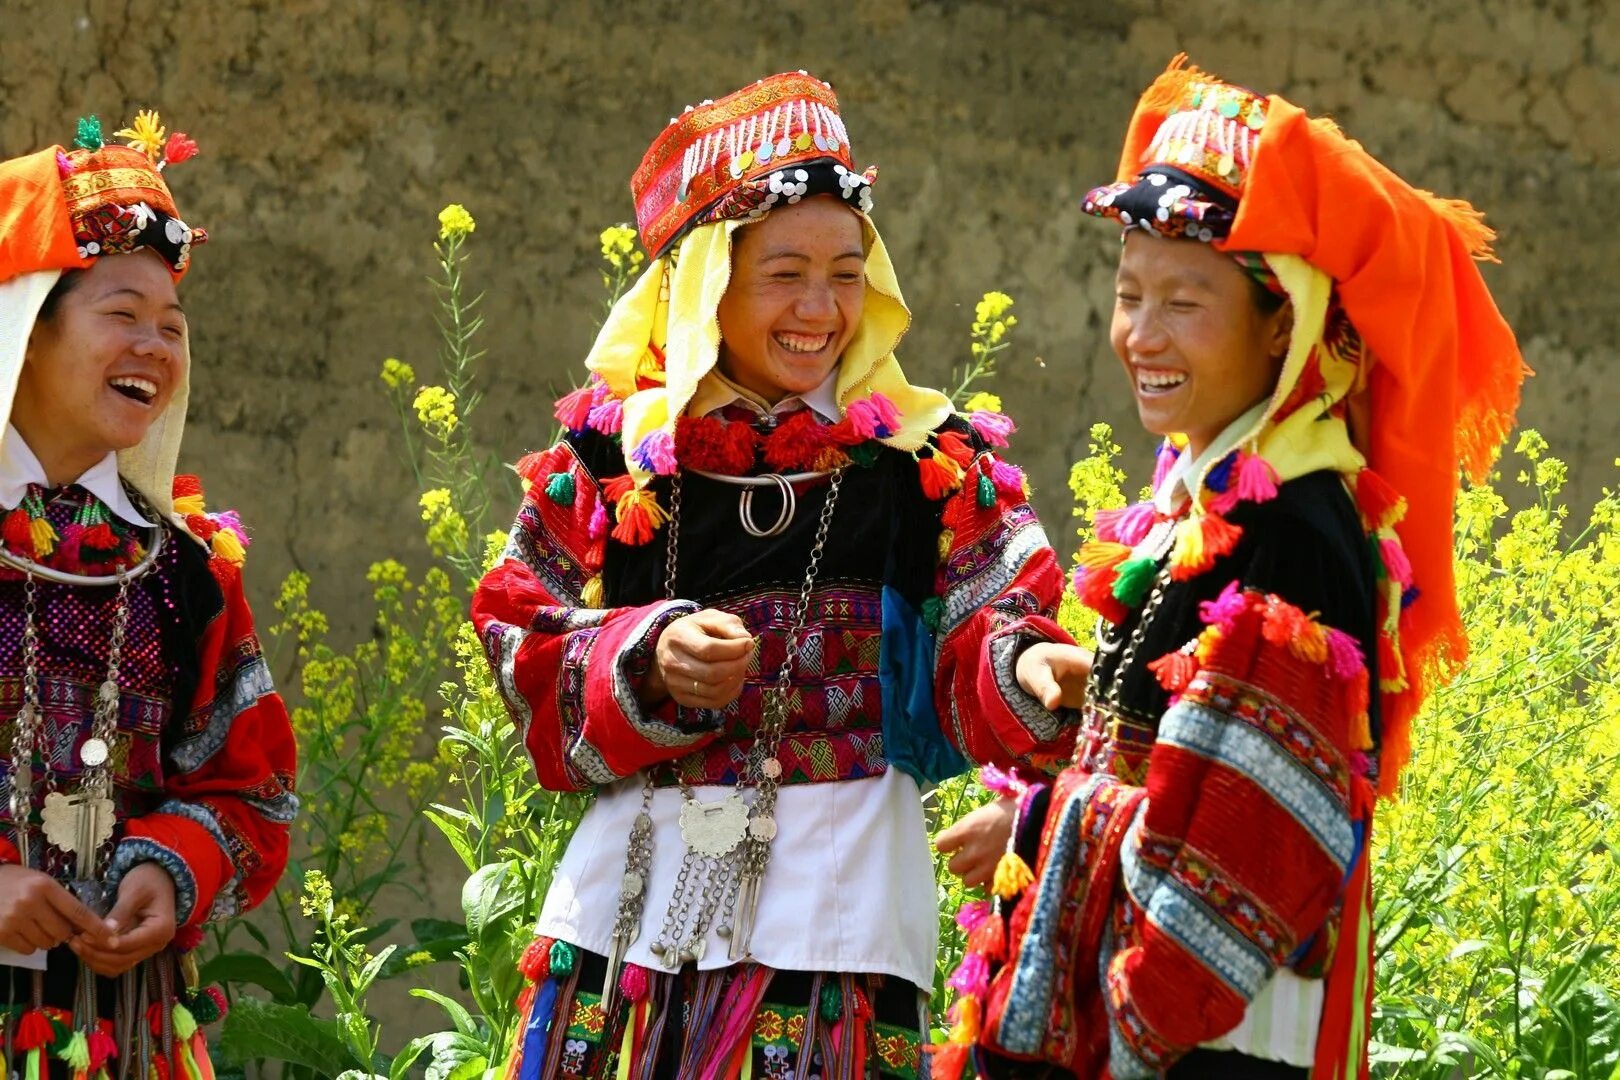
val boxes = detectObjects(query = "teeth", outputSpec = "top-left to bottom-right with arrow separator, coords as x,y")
109,376 -> 158,401
1137,369 -> 1187,389
775,332 -> 832,354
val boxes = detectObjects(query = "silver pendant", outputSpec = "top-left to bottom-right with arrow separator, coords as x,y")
40,791 -> 114,854
678,793 -> 749,857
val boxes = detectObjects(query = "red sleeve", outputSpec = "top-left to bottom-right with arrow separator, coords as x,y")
114,556 -> 297,929
933,449 -> 1074,767
471,442 -> 721,793
1102,589 -> 1370,1070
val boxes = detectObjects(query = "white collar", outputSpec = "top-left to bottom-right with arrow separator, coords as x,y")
0,425 -> 157,528
1153,401 -> 1270,515
690,366 -> 842,423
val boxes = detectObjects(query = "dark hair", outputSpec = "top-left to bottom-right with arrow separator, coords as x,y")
1249,275 -> 1286,316
36,269 -> 85,323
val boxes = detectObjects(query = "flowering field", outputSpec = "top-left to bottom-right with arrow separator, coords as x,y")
204,210 -> 1620,1080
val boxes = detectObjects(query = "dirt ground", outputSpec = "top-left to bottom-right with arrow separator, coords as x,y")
3,0 -> 1615,1044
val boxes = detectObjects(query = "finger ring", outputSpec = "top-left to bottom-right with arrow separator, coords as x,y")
692,679 -> 702,695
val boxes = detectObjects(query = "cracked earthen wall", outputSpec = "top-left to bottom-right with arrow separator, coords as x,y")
2,0 -> 1616,1039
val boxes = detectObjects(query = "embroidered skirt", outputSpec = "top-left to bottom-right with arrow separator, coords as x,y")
506,941 -> 929,1080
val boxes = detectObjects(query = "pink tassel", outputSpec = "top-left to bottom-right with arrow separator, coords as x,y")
631,430 -> 678,475
978,763 -> 1020,797
554,385 -> 594,433
1380,537 -> 1414,587
1095,502 -> 1157,546
1350,750 -> 1373,777
586,398 -> 623,435
1197,580 -> 1249,631
1208,487 -> 1243,515
868,392 -> 901,437
1152,440 -> 1180,489
1234,451 -> 1280,503
588,501 -> 608,540
844,399 -> 880,439
1325,628 -> 1366,680
990,459 -> 1025,497
1070,563 -> 1088,598
955,899 -> 991,932
947,952 -> 991,997
619,962 -> 651,1003
57,150 -> 76,177
967,410 -> 1016,447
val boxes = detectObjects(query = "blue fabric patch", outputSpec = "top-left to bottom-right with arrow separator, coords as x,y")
879,586 -> 969,785
517,976 -> 560,1080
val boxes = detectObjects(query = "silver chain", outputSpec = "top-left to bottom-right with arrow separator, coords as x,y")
612,467 -> 845,977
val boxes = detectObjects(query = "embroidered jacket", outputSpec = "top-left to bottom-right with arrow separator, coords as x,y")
976,471 -> 1379,1077
0,485 -> 297,931
472,416 -> 1071,791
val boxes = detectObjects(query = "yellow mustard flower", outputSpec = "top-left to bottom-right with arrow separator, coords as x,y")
963,392 -> 1003,414
380,357 -> 416,390
438,203 -> 477,241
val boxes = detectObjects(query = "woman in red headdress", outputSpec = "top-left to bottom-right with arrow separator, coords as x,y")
0,114 -> 296,1077
934,58 -> 1525,1078
473,73 -> 1079,1080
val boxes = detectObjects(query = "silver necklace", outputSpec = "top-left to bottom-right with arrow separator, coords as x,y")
599,467 -> 844,1018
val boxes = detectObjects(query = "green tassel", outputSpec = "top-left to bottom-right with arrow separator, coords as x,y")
549,940 -> 577,976
920,595 -> 944,632
186,989 -> 222,1024
73,116 -> 104,151
1110,556 -> 1158,608
545,471 -> 576,507
976,472 -> 996,509
847,442 -> 882,469
57,1031 -> 88,1070
818,980 -> 843,1023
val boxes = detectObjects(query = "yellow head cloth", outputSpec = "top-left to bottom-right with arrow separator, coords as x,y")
586,212 -> 951,488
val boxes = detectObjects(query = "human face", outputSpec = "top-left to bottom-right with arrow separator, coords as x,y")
1110,231 -> 1292,457
15,251 -> 185,485
716,195 -> 866,404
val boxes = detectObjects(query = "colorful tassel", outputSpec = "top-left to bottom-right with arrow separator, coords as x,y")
843,399 -> 881,440
1197,580 -> 1248,631
587,500 -> 608,541
989,458 -> 1025,498
514,450 -> 549,487
518,936 -> 555,981
619,962 -> 650,1003
544,472 -> 576,507
1168,518 -> 1208,578
1110,555 -> 1158,608
1203,452 -> 1237,493
1354,468 -> 1407,531
28,514 -> 57,558
1147,649 -> 1198,693
976,471 -> 996,509
4,505 -> 36,557
936,430 -> 976,468
954,899 -> 990,932
868,392 -> 901,438
74,115 -> 104,151
586,398 -> 624,436
992,851 -> 1034,900
918,453 -> 964,500
926,1042 -> 969,1080
1152,439 -> 1180,489
1094,501 -> 1157,547
1201,513 -> 1243,560
611,489 -> 668,546
1235,450 -> 1281,503
580,575 -> 604,608
549,940 -> 577,977
553,385 -> 594,433
630,430 -> 678,476
1325,628 -> 1366,680
57,1031 -> 89,1073
818,980 -> 843,1023
967,911 -> 1006,961
967,410 -> 1016,447
947,995 -> 981,1043
1379,537 -> 1414,588
86,1031 -> 116,1073
920,595 -> 944,632
946,951 -> 990,996
209,528 -> 246,566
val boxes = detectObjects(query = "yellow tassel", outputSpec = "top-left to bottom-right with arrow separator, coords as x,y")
937,528 -> 954,562
948,996 -> 982,1044
992,851 -> 1034,900
209,528 -> 246,566
1194,625 -> 1222,663
29,516 -> 56,558
581,575 -> 604,608
1350,709 -> 1373,751
1169,518 -> 1207,574
172,494 -> 206,516
1290,620 -> 1329,664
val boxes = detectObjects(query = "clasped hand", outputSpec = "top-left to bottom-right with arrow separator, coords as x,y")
0,861 -> 177,976
640,608 -> 756,709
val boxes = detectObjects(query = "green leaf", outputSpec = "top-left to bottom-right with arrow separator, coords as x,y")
389,1035 -> 437,1080
462,861 -> 527,943
216,998 -> 358,1076
410,988 -> 479,1037
423,1032 -> 485,1080
445,1056 -> 488,1080
198,952 -> 300,1004
425,808 -> 480,870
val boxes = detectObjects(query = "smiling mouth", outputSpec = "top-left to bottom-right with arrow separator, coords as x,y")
774,331 -> 834,355
1135,368 -> 1188,395
108,376 -> 158,405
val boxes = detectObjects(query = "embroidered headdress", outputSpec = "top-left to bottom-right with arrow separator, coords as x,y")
549,73 -> 952,544
0,111 -> 209,525
1072,57 -> 1527,798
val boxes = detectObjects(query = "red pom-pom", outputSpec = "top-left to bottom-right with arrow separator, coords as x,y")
171,474 -> 204,500
163,132 -> 199,165
619,962 -> 651,1003
677,416 -> 759,475
14,1009 -> 55,1051
4,506 -> 36,558
518,937 -> 555,981
80,522 -> 119,551
1200,513 -> 1243,561
553,385 -> 594,433
87,1030 -> 117,1071
763,409 -> 833,472
919,454 -> 962,500
1147,649 -> 1199,693
936,429 -> 976,468
601,474 -> 636,504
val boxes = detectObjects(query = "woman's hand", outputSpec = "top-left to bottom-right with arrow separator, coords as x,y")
69,862 -> 177,977
0,864 -> 104,955
1016,642 -> 1094,710
641,609 -> 756,709
934,797 -> 1017,889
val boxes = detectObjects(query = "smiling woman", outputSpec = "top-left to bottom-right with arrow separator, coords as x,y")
0,114 -> 295,1078
472,72 -> 1073,1080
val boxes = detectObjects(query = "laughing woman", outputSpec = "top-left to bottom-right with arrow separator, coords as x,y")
0,117 -> 296,1076
473,73 -> 1076,1080
935,59 -> 1525,1078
